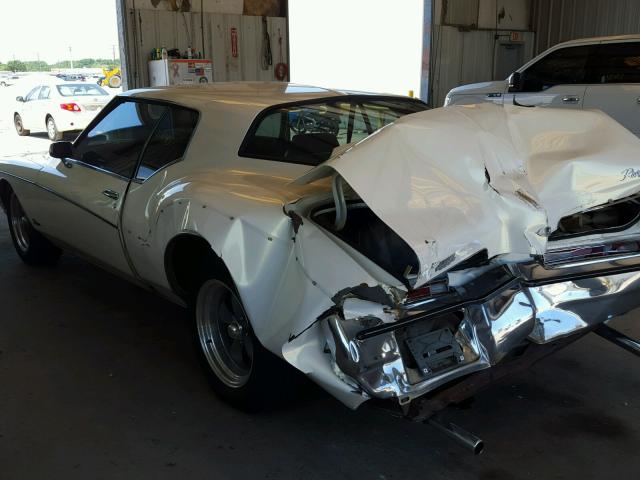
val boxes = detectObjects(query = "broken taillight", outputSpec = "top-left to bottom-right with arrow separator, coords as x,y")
544,240 -> 640,266
405,279 -> 449,303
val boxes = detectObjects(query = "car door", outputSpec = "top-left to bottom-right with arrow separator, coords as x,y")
20,86 -> 41,128
33,99 -> 166,276
503,44 -> 594,109
583,41 -> 640,136
34,85 -> 51,129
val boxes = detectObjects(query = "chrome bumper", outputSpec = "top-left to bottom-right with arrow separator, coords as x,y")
325,268 -> 640,404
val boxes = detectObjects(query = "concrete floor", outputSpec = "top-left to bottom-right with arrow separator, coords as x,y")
0,219 -> 639,480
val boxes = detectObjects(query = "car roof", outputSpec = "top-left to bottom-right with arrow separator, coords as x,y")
122,82 -> 397,117
554,33 -> 640,48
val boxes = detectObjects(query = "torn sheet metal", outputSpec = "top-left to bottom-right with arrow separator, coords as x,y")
324,267 -> 640,405
296,103 -> 640,286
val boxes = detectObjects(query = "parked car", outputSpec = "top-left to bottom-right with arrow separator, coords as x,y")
0,74 -> 20,87
14,82 -> 111,140
2,84 -> 640,437
444,34 -> 640,136
56,73 -> 87,82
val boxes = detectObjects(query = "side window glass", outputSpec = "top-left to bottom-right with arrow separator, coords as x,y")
136,106 -> 199,181
522,45 -> 592,91
25,87 -> 40,102
591,42 -> 640,84
38,86 -> 50,100
74,101 -> 167,178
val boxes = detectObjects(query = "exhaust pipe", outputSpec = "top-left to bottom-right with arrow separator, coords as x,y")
427,417 -> 484,455
594,324 -> 640,357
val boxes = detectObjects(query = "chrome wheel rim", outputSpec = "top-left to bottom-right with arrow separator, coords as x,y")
196,280 -> 253,388
15,115 -> 23,134
10,197 -> 30,253
47,119 -> 56,139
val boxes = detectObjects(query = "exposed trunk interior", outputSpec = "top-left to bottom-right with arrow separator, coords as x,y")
312,202 -> 419,284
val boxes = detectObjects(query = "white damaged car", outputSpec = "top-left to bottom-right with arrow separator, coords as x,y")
2,83 -> 640,439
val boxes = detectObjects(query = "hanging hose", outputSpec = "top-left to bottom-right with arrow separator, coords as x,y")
332,174 -> 347,231
261,16 -> 273,70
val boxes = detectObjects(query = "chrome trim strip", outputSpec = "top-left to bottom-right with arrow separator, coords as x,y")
547,252 -> 640,270
63,158 -> 130,182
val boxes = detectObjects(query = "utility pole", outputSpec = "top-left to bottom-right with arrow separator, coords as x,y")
69,46 -> 73,70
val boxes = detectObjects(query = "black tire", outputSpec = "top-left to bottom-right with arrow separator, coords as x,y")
191,278 -> 291,412
46,116 -> 63,141
7,192 -> 61,266
14,113 -> 30,136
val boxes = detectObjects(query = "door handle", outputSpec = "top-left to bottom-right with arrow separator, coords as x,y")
102,189 -> 119,201
562,96 -> 580,103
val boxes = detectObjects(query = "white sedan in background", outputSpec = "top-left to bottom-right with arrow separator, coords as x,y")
14,82 -> 111,140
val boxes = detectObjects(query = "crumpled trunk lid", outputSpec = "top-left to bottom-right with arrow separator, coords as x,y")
295,103 -> 640,287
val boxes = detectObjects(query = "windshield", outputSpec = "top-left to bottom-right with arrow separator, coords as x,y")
56,83 -> 108,97
239,96 -> 427,166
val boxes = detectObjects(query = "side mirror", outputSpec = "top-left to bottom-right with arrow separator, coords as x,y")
507,72 -> 523,92
15,96 -> 24,102
49,141 -> 73,159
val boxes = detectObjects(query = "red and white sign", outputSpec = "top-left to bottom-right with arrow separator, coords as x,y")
230,27 -> 239,58
510,31 -> 521,42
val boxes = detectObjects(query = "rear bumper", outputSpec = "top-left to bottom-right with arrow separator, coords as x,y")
53,111 -> 99,132
325,263 -> 640,405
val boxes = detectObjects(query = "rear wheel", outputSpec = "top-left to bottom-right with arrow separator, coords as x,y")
14,113 -> 30,136
7,192 -> 61,266
193,278 -> 289,411
46,116 -> 63,141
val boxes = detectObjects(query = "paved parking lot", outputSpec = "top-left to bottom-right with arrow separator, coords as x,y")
0,83 -> 639,479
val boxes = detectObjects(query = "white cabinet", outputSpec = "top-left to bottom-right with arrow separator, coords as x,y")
148,59 -> 213,86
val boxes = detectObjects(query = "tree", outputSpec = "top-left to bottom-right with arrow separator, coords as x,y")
24,60 -> 50,72
7,60 -> 27,72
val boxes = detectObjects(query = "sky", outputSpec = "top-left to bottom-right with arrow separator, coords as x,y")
1,0 -> 120,64
289,0 -> 425,97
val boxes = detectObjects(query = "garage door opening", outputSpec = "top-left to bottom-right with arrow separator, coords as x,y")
288,0 -> 425,98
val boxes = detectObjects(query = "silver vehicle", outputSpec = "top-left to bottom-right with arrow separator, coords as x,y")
445,35 -> 640,137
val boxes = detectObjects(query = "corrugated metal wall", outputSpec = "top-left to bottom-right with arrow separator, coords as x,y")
123,8 -> 288,88
532,0 -> 640,53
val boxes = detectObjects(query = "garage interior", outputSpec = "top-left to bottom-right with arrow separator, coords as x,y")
1,0 -> 640,478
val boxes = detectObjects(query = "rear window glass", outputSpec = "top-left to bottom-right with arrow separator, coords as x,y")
57,84 -> 108,96
239,97 -> 427,166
